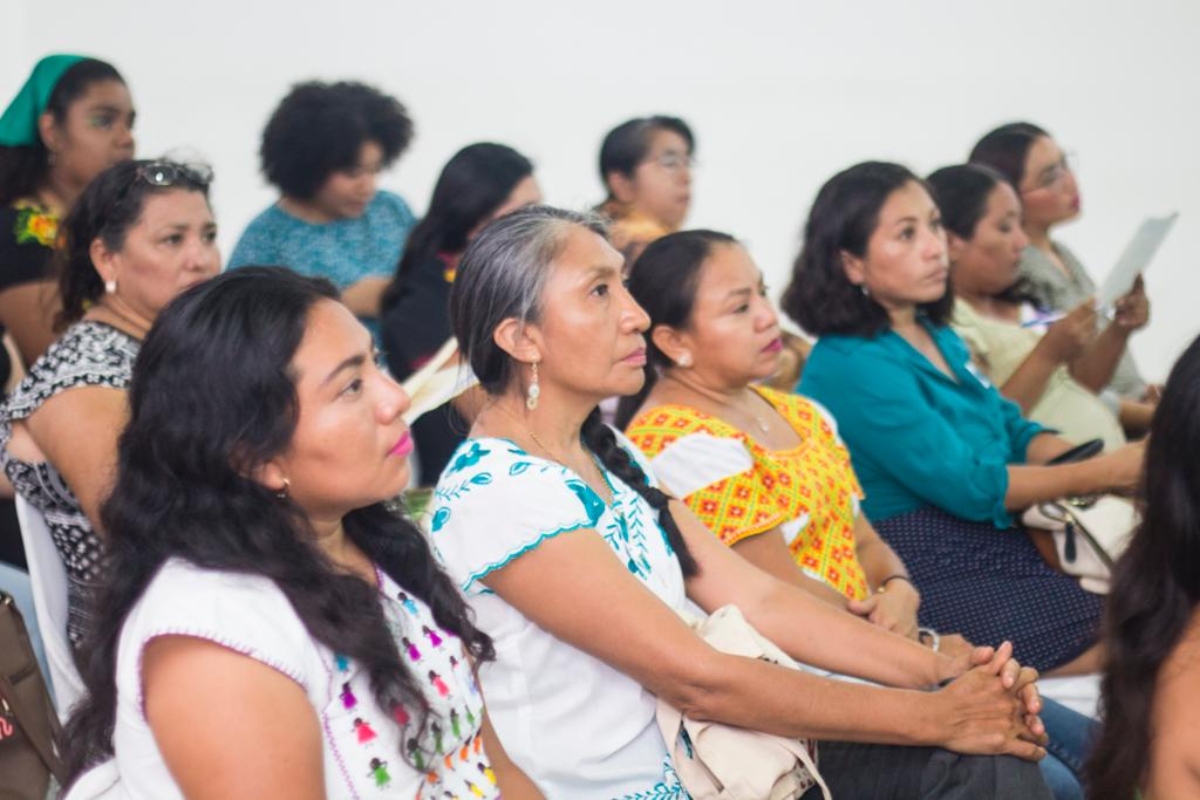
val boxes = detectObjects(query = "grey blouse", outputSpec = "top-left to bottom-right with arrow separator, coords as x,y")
1018,241 -> 1147,401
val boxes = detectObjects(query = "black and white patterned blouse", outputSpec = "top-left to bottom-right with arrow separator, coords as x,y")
0,320 -> 140,648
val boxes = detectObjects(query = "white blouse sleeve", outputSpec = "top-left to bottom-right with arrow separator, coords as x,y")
430,440 -> 611,595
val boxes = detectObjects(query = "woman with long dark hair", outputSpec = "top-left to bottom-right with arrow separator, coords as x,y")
62,268 -> 506,799
1088,334 -> 1200,799
431,205 -> 1053,799
380,142 -> 540,482
0,54 -> 134,366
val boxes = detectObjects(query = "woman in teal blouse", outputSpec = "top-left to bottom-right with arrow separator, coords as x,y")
785,162 -> 1145,675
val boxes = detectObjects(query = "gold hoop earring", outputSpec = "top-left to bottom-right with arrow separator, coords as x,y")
526,362 -> 540,411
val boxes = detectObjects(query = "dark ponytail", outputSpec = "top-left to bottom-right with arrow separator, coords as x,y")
581,408 -> 698,577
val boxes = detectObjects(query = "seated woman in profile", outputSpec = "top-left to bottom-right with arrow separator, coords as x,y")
928,163 -> 1133,450
0,54 -> 136,366
618,229 -> 1096,800
228,81 -> 417,336
1088,334 -> 1200,799
594,115 -> 695,264
0,159 -> 218,650
619,230 -> 932,641
381,142 -> 541,483
786,162 -> 1146,677
431,205 -> 1053,800
62,268 -> 507,800
969,122 -> 1156,430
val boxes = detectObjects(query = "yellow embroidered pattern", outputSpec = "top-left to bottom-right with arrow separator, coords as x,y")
627,387 -> 869,599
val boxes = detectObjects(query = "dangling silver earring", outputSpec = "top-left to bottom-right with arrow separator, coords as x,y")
859,284 -> 870,297
276,478 -> 291,499
526,361 -> 541,410
105,279 -> 117,295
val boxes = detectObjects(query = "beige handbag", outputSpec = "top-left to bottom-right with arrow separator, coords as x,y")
1021,495 -> 1138,595
656,605 -> 831,800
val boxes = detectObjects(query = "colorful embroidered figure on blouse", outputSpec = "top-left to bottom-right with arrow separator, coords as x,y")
429,670 -> 450,698
431,721 -> 444,753
367,757 -> 390,787
392,702 -> 410,726
423,624 -> 444,647
335,653 -> 350,672
407,739 -> 426,771
353,718 -> 377,744
473,733 -> 482,755
403,637 -> 422,661
450,708 -> 462,739
478,762 -> 497,785
466,779 -> 485,798
398,591 -> 419,615
464,705 -> 476,728
340,681 -> 358,709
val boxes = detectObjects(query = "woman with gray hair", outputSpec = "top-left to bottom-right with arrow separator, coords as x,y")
428,205 -> 1053,799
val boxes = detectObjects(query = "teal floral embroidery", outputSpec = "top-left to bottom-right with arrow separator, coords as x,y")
566,479 -> 605,525
508,460 -> 532,476
450,441 -> 491,473
431,507 -> 451,532
618,756 -> 689,799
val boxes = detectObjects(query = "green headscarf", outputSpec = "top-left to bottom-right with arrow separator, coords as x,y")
0,54 -> 87,147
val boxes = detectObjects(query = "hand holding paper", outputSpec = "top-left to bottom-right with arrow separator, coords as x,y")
1096,213 -> 1178,308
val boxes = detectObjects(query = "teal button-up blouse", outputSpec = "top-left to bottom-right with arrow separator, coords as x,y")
798,322 -> 1046,528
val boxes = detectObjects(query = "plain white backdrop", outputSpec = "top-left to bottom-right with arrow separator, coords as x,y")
5,0 -> 1198,380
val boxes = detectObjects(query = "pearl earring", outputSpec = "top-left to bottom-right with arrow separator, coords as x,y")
105,279 -> 117,294
677,353 -> 693,368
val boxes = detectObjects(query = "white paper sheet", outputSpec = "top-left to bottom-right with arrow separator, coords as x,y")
1097,212 -> 1179,307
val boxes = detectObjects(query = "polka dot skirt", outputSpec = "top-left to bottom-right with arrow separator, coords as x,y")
875,506 -> 1103,672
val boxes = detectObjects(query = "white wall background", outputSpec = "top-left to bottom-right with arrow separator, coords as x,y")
6,0 -> 1198,381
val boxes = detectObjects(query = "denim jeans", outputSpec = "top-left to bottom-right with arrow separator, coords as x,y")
1037,698 -> 1098,800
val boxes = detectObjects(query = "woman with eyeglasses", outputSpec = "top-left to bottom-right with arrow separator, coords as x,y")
969,123 -> 1156,430
228,81 -> 416,339
0,159 -> 219,650
595,115 -> 695,265
0,55 -> 136,368
929,164 -> 1128,450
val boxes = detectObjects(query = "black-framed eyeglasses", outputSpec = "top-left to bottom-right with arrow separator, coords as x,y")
136,161 -> 214,188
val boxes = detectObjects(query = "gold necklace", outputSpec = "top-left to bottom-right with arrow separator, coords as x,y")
488,401 -> 611,503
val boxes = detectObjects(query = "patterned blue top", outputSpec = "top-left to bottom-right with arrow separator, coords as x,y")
799,321 -> 1046,528
430,432 -> 688,799
228,190 -> 416,331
